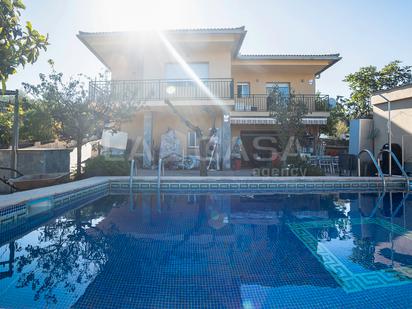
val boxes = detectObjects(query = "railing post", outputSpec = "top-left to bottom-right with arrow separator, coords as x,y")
230,79 -> 234,99
311,95 -> 315,112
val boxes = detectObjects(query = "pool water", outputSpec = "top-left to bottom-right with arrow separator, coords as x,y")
1,192 -> 412,308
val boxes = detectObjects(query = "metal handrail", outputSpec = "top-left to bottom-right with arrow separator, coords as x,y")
392,192 -> 410,218
358,149 -> 386,190
367,191 -> 386,218
129,159 -> 137,193
377,149 -> 410,191
157,158 -> 165,190
156,159 -> 163,212
234,93 -> 330,112
89,78 -> 234,101
92,77 -> 234,83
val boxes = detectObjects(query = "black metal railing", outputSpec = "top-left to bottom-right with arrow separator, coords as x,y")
89,78 -> 234,102
234,94 -> 330,113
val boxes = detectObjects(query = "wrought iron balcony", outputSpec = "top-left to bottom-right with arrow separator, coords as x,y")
234,94 -> 330,113
89,78 -> 234,102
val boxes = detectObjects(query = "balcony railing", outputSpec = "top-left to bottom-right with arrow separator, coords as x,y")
234,94 -> 330,113
89,79 -> 330,113
89,78 -> 234,102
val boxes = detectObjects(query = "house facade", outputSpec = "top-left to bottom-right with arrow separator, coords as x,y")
78,26 -> 341,169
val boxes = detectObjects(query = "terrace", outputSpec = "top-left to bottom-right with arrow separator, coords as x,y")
88,78 -> 330,112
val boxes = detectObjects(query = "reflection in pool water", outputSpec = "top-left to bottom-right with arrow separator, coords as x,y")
0,192 -> 412,308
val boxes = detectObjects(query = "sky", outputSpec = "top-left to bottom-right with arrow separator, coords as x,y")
6,0 -> 412,98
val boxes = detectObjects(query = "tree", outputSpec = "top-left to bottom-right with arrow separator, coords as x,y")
343,60 -> 412,119
322,96 -> 348,138
268,88 -> 308,159
20,99 -> 57,142
334,120 -> 348,139
0,94 -> 57,148
23,61 -> 107,176
0,99 -> 14,146
0,0 -> 48,91
23,61 -> 137,176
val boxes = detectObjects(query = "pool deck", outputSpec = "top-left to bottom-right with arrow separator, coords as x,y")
0,175 -> 410,211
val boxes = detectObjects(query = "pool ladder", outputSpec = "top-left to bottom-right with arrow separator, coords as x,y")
377,149 -> 410,192
363,191 -> 410,218
129,159 -> 138,194
357,149 -> 410,192
157,158 -> 165,190
358,149 -> 386,190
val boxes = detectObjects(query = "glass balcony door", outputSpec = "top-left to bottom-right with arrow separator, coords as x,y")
266,82 -> 290,97
165,63 -> 209,79
237,82 -> 250,98
164,63 -> 209,98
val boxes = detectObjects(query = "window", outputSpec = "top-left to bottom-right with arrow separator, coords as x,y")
266,82 -> 290,97
165,63 -> 209,79
187,131 -> 198,148
237,82 -> 250,98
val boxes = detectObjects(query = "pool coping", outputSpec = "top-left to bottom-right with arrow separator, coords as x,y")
0,175 -> 409,212
0,177 -> 110,208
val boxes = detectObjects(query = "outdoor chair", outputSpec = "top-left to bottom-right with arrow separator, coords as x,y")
331,156 -> 339,175
319,156 -> 333,175
307,156 -> 319,167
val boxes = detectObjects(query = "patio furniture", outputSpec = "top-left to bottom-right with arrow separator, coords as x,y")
311,155 -> 340,175
332,156 -> 340,174
307,156 -> 319,167
319,156 -> 333,175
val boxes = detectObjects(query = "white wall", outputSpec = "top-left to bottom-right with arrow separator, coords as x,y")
349,119 -> 374,156
70,141 -> 98,172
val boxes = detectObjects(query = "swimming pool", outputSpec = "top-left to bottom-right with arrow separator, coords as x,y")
1,191 -> 412,308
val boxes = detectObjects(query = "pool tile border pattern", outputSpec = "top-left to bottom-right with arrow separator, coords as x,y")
53,182 -> 110,208
0,176 -> 408,225
0,203 -> 27,223
0,180 -> 110,229
0,180 -> 111,245
111,176 -> 407,194
288,218 -> 412,293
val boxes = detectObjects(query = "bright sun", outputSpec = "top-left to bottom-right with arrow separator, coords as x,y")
97,0 -> 187,31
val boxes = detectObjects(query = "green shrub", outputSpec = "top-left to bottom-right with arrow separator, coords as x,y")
82,156 -> 130,178
285,155 -> 303,167
285,155 -> 325,176
304,165 -> 325,176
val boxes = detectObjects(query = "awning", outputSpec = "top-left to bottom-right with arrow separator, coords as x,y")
230,117 -> 327,125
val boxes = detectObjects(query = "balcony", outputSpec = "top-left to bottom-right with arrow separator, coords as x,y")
89,78 -> 234,102
234,94 -> 330,113
89,79 -> 330,113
